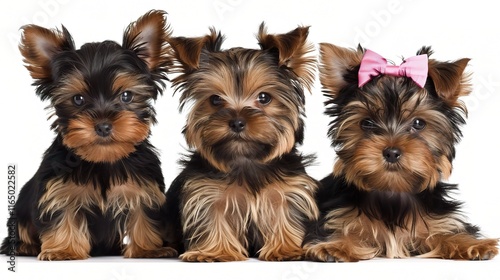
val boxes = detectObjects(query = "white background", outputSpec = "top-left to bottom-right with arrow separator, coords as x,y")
0,0 -> 499,279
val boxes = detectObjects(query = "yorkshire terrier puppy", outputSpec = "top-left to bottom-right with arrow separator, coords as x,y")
164,23 -> 319,261
304,44 -> 499,261
0,10 -> 177,260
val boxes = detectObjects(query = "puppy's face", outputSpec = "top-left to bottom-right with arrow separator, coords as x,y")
319,44 -> 471,193
333,77 -> 462,193
183,48 -> 305,171
169,24 -> 316,172
20,11 -> 172,163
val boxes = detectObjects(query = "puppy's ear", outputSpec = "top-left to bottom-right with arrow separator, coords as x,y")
418,47 -> 471,112
257,22 -> 316,91
123,10 -> 172,72
19,24 -> 75,98
319,43 -> 364,98
168,28 -> 224,73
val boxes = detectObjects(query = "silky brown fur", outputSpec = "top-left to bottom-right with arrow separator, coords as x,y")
1,10 -> 176,260
165,23 -> 319,262
304,43 -> 498,262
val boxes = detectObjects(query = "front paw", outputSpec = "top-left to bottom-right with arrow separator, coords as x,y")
38,250 -> 89,261
124,246 -> 178,258
464,239 -> 499,260
305,242 -> 354,262
305,241 -> 377,262
259,248 -> 304,261
17,243 -> 41,256
425,235 -> 499,260
180,251 -> 246,262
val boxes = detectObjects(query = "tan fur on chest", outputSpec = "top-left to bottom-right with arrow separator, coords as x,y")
182,176 -> 318,230
181,175 -> 318,260
40,178 -> 164,218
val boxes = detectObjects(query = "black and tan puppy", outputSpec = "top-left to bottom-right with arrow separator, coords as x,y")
305,44 -> 499,261
165,24 -> 319,262
1,10 -> 177,260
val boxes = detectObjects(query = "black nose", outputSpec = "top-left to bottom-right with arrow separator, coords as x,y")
95,122 -> 112,137
229,118 -> 246,133
383,147 -> 402,163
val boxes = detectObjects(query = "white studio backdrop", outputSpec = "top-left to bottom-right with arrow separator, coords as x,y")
0,0 -> 499,279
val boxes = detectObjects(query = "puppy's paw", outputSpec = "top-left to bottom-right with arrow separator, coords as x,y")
38,249 -> 89,261
124,246 -> 178,258
464,239 -> 499,260
180,251 -> 246,262
305,241 -> 377,262
259,248 -> 304,261
17,243 -> 41,256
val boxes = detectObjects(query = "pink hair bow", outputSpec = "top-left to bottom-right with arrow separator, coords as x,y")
358,49 -> 428,88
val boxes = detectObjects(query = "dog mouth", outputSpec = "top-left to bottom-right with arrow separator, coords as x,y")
93,136 -> 115,145
210,138 -> 273,161
384,162 -> 403,172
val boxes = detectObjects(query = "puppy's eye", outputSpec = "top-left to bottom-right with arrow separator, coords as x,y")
361,118 -> 376,130
120,91 -> 134,103
412,119 -> 426,130
73,95 -> 85,106
210,95 -> 224,106
257,92 -> 272,105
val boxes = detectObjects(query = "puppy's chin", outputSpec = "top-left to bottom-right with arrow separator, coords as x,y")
358,171 -> 429,194
210,139 -> 273,164
336,159 -> 439,194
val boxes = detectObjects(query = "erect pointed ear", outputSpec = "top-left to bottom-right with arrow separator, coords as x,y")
123,10 -> 172,72
257,22 -> 316,91
318,43 -> 364,98
168,27 -> 224,73
418,47 -> 471,110
19,24 -> 75,82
